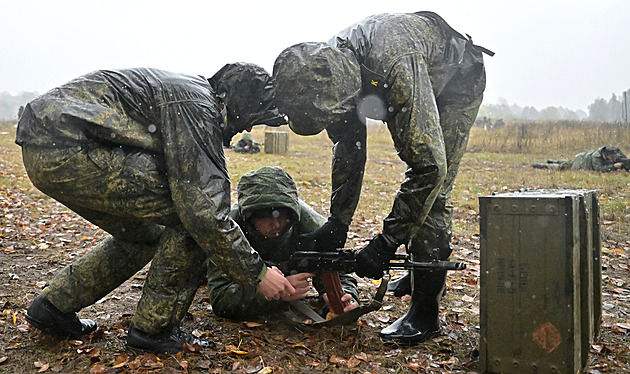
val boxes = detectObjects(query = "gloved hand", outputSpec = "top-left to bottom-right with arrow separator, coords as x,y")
297,217 -> 348,252
355,234 -> 397,279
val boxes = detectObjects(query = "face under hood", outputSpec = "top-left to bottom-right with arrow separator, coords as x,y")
600,145 -> 626,161
273,42 -> 361,136
208,62 -> 287,146
237,166 -> 300,223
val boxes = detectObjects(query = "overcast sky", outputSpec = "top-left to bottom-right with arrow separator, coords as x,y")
1,0 -> 628,112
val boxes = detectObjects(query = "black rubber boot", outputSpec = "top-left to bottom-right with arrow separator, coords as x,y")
25,294 -> 97,339
386,272 -> 411,297
380,270 -> 446,345
126,323 -> 215,353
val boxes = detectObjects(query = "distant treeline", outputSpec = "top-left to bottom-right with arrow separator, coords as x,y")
1,88 -> 629,124
0,91 -> 39,121
478,89 -> 630,125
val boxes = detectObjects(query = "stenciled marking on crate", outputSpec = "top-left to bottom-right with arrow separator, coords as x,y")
495,257 -> 529,294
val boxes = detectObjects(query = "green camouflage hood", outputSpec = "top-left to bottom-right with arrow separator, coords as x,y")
208,63 -> 287,146
273,42 -> 361,135
237,166 -> 300,222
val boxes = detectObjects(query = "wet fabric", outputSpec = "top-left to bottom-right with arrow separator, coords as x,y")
209,63 -> 287,145
233,133 -> 260,154
273,11 -> 490,261
539,145 -> 627,171
571,146 -> 626,171
17,67 -> 276,331
207,166 -> 359,319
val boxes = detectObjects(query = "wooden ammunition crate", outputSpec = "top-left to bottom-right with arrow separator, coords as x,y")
479,189 -> 600,374
264,131 -> 289,154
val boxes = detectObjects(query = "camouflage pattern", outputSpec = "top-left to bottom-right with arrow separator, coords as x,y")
537,146 -> 626,172
232,132 -> 260,154
17,66 -> 280,331
570,146 -> 626,171
207,166 -> 359,319
273,12 -> 490,261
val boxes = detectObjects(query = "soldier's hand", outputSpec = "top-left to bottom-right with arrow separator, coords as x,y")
323,293 -> 358,313
282,273 -> 313,301
257,266 -> 296,300
355,234 -> 396,279
297,217 -> 348,252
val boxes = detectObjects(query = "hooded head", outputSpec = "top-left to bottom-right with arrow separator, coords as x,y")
273,42 -> 361,135
209,62 -> 287,146
600,145 -> 626,162
237,166 -> 300,230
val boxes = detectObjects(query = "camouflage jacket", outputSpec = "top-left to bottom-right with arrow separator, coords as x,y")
207,166 -> 359,319
324,12 -> 489,243
16,68 -> 265,288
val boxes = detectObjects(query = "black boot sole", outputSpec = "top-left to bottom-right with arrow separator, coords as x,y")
379,328 -> 439,345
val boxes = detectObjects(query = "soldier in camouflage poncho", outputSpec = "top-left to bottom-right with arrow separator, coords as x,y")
532,145 -> 627,172
272,11 -> 492,344
232,132 -> 261,154
207,166 -> 358,319
17,64 -> 297,353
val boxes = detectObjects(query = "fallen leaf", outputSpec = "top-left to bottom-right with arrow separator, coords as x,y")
403,362 -> 420,372
347,356 -> 361,368
225,344 -> 248,355
88,348 -> 100,358
139,353 -> 162,369
128,359 -> 140,370
179,360 -> 189,371
36,363 -> 50,372
329,355 -> 347,366
354,352 -> 372,362
291,343 -> 310,351
112,354 -> 129,368
90,363 -> 106,374
244,321 -> 263,328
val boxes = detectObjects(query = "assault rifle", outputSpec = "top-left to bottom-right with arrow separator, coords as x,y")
287,248 -> 466,316
619,158 -> 630,172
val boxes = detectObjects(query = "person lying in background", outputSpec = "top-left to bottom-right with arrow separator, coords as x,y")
532,145 -> 627,172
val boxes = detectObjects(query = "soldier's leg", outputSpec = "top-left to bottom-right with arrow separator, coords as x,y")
382,59 -> 485,344
127,225 -> 211,352
22,144 -> 176,337
380,188 -> 452,343
43,228 -> 161,313
131,225 -> 206,333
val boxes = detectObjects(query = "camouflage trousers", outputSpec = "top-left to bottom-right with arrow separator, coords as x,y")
22,144 -> 207,334
384,51 -> 486,262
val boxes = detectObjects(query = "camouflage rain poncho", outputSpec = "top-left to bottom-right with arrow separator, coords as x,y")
570,146 -> 626,171
16,66 -> 282,332
273,12 -> 491,260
